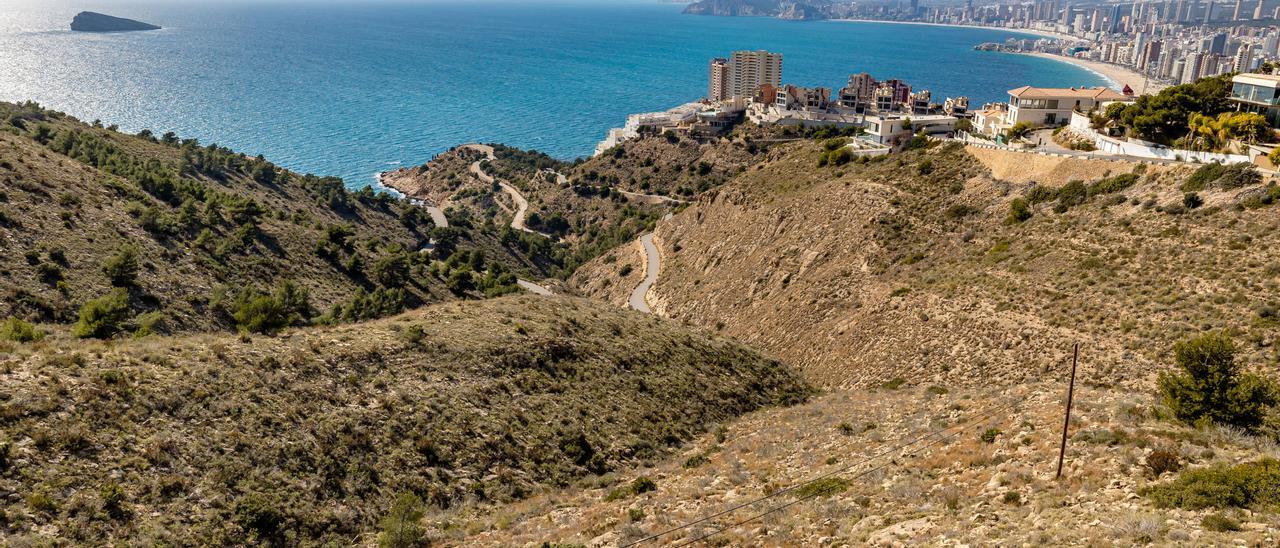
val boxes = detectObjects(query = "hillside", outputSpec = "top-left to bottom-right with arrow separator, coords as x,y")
382,127 -> 788,277
0,102 -> 553,336
0,295 -> 810,545
455,379 -> 1280,546
575,141 -> 1280,390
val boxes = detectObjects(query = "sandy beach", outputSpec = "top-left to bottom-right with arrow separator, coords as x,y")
833,19 -> 1169,96
831,19 -> 1076,41
1018,51 -> 1169,95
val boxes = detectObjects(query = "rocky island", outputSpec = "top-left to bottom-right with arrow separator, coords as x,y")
70,11 -> 161,32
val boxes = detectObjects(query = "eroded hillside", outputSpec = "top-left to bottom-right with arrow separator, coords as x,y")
576,141 -> 1280,389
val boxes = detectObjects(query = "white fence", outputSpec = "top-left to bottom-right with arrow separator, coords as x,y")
1067,111 -> 1253,164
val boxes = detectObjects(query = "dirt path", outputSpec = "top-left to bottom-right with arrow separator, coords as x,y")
461,144 -> 552,238
618,189 -> 688,205
516,279 -> 553,296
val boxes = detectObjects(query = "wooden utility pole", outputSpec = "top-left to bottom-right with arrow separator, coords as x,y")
1056,343 -> 1080,480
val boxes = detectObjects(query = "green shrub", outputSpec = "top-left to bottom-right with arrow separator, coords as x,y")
101,482 -> 128,520
605,476 -> 657,501
917,159 -> 934,175
1005,198 -> 1032,224
1055,180 -> 1088,211
1183,162 -> 1259,191
1025,185 -> 1058,204
1002,491 -> 1021,505
1088,173 -> 1138,196
882,377 -> 906,389
1158,332 -> 1278,431
378,492 -> 426,548
683,453 -> 709,469
1,317 -> 44,342
828,147 -> 853,166
72,288 -> 131,339
102,245 -> 140,286
1183,192 -> 1203,209
795,477 -> 851,499
1146,449 -> 1181,477
234,493 -> 285,540
1144,458 -> 1280,509
446,268 -> 475,294
944,204 -> 977,219
133,311 -> 165,338
231,281 -> 311,334
1200,512 -> 1242,532
980,427 -> 1001,444
36,263 -> 63,285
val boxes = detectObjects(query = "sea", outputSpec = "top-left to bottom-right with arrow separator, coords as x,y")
0,0 -> 1108,189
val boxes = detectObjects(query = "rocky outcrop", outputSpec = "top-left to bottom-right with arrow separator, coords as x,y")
70,12 -> 161,32
683,0 -> 830,20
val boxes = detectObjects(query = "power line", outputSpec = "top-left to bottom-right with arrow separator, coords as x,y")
622,397 -> 1019,547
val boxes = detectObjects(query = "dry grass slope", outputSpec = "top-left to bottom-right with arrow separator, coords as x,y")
0,295 -> 810,545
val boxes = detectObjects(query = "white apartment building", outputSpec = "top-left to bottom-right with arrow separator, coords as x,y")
708,57 -> 730,101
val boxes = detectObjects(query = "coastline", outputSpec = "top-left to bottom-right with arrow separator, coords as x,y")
830,19 -> 1075,41
1016,51 -> 1168,95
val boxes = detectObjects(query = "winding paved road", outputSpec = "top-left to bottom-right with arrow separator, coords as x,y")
628,233 -> 660,313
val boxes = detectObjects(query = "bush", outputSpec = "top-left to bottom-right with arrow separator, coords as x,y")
72,288 -> 131,339
234,493 -> 285,540
917,159 -> 934,175
1005,198 -> 1032,224
231,282 -> 311,334
102,245 -> 140,286
1183,192 -> 1203,209
378,493 -> 426,548
446,268 -> 475,294
605,476 -> 657,501
101,482 -> 128,520
1158,332 -> 1277,431
795,477 -> 851,499
1183,162 -> 1260,192
1146,449 -> 1181,477
1201,512 -> 1242,532
828,147 -> 853,166
1,317 -> 44,342
1088,173 -> 1138,197
980,427 -> 1001,444
1025,185 -> 1058,204
1144,458 -> 1280,509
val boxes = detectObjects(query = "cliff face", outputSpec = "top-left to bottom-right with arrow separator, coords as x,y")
683,0 -> 829,19
70,11 -> 161,32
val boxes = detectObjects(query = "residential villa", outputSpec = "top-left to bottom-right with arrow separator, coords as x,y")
1005,86 -> 1132,126
1229,72 -> 1280,127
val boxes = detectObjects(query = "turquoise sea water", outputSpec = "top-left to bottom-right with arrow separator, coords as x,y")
0,0 -> 1106,189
